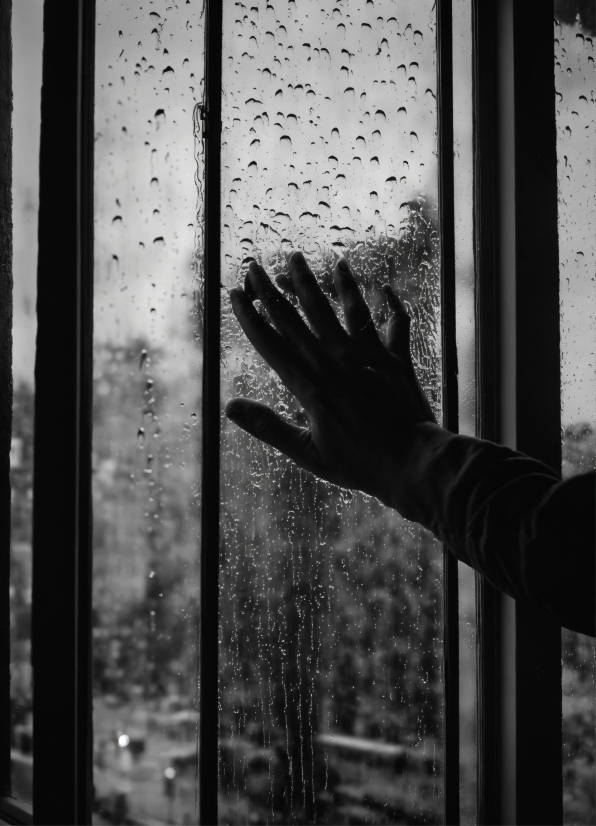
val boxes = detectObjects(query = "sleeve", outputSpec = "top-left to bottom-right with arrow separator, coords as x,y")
400,423 -> 596,638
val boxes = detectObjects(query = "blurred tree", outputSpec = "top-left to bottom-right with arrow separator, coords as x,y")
92,338 -> 200,700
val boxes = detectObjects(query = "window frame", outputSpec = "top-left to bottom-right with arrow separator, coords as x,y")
473,1 -> 562,823
0,0 -> 567,823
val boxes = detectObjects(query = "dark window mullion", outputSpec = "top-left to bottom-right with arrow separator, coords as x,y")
473,1 -> 562,823
32,0 -> 95,822
199,0 -> 223,823
471,1 -> 502,821
437,1 -> 460,823
510,2 -> 562,823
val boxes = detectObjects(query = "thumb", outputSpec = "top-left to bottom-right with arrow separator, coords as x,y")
225,398 -> 316,469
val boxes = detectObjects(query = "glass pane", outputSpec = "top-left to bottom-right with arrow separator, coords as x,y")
554,7 -> 596,825
220,3 -> 444,824
10,0 -> 44,805
452,1 -> 477,823
92,4 -> 204,824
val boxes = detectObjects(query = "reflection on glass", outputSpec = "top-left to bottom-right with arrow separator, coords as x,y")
92,3 -> 204,824
220,3 -> 444,823
554,9 -> 596,825
452,1 -> 477,822
10,0 -> 44,805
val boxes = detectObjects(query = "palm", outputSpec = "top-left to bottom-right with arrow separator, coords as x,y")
225,251 -> 437,508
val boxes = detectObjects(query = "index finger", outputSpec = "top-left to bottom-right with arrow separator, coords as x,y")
229,288 -> 314,404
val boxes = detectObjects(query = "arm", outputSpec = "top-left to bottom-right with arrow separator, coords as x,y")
399,423 -> 595,636
226,252 -> 595,637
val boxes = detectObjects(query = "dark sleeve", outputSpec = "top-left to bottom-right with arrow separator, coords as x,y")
401,424 -> 595,637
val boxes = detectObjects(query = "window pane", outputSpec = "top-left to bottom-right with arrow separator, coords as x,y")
92,5 -> 204,824
10,0 -> 44,805
220,3 -> 444,824
452,0 -> 477,822
554,7 -> 596,825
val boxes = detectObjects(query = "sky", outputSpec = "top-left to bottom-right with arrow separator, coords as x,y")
10,0 -> 595,428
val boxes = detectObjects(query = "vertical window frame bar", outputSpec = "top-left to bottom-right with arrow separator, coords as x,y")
471,0 -> 502,821
436,0 -> 461,823
509,1 -> 562,821
473,1 -> 562,823
31,0 -> 95,822
199,0 -> 223,823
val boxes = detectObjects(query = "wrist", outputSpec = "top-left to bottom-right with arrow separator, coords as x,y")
382,421 -> 450,519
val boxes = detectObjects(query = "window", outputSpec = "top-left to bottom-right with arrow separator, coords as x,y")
0,1 -> 593,825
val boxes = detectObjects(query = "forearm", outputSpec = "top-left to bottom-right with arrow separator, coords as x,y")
394,423 -> 595,636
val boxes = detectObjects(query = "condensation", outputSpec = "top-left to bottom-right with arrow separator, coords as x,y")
92,4 -> 204,824
220,2 -> 443,823
554,13 -> 596,826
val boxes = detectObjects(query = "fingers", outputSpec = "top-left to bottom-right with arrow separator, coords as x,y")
333,259 -> 382,350
287,252 -> 348,343
383,282 -> 412,359
225,398 -> 319,472
274,273 -> 296,295
246,262 -> 322,361
229,288 -> 311,400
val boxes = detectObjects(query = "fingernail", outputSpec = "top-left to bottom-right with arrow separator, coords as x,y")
337,258 -> 350,272
291,250 -> 306,265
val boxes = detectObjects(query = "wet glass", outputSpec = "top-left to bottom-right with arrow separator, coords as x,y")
92,4 -> 204,824
219,3 -> 444,824
452,1 -> 477,820
554,8 -> 596,825
9,0 -> 44,805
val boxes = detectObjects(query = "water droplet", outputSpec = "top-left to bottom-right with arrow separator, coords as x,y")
112,215 -> 123,225
153,236 -> 165,246
137,427 -> 146,446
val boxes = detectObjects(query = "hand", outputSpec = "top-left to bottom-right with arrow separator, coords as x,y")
225,251 -> 438,513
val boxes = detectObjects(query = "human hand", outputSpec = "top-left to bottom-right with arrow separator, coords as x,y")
225,251 -> 438,513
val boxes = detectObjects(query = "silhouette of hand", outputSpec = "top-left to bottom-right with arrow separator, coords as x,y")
225,251 -> 438,512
